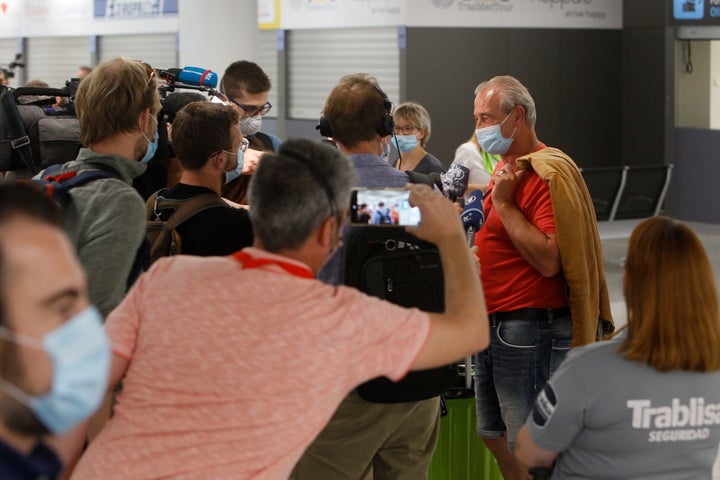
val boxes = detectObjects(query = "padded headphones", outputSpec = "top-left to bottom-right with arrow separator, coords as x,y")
317,85 -> 395,138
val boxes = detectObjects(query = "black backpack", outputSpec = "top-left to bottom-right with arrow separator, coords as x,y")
145,189 -> 228,265
344,226 -> 459,403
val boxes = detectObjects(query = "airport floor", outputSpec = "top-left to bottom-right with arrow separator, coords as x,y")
598,218 -> 720,331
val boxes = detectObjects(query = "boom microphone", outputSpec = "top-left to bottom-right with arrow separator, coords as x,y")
165,67 -> 219,88
461,189 -> 485,245
440,164 -> 470,202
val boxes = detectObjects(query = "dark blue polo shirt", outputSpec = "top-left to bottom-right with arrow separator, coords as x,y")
0,439 -> 62,480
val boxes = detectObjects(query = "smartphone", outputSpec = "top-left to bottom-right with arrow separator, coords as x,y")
349,187 -> 421,226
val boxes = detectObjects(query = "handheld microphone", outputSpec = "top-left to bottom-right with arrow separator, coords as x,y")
440,164 -> 470,202
461,187 -> 484,393
461,189 -> 485,246
165,67 -> 219,88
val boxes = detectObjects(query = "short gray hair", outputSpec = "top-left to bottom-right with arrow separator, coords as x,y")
249,138 -> 357,252
474,75 -> 536,128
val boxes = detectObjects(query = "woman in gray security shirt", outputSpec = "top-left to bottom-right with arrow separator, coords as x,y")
515,216 -> 720,480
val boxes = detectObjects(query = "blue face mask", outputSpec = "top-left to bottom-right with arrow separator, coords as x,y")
395,134 -> 419,153
224,148 -> 246,184
475,112 -> 515,155
140,130 -> 159,164
139,115 -> 159,164
0,306 -> 110,434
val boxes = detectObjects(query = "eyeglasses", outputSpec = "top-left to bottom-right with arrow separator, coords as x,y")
226,97 -> 272,117
393,125 -> 418,135
137,60 -> 156,88
222,138 -> 250,155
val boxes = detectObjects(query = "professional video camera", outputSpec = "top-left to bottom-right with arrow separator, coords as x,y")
0,65 -> 220,178
0,78 -> 83,177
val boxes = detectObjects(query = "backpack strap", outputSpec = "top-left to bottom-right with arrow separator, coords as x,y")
146,190 -> 228,230
29,168 -> 118,201
0,89 -> 39,174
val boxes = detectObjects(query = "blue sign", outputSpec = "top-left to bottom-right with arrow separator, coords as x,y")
674,0 -> 705,20
94,0 -> 178,19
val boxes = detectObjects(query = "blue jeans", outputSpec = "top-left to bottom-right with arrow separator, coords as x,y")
474,308 -> 572,450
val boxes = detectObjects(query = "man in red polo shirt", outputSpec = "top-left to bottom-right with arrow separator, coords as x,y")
472,75 -> 612,480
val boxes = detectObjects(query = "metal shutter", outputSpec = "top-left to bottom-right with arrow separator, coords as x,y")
257,29 -> 279,118
287,27 -> 399,120
26,36 -> 92,88
98,33 -> 177,71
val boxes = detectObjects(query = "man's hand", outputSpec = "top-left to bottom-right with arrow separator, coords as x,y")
241,148 -> 263,174
405,183 -> 464,247
491,167 -> 525,207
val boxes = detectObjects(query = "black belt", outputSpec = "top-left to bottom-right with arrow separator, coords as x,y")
489,307 -> 570,322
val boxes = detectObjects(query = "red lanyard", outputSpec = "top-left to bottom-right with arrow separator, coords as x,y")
232,250 -> 313,279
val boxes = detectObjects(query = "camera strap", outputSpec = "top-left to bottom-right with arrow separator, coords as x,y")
0,89 -> 39,174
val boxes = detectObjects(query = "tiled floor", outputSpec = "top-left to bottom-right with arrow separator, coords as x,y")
599,219 -> 720,331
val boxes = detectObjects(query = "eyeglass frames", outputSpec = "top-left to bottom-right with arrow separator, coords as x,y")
222,138 -> 250,155
226,97 -> 273,117
393,125 -> 419,135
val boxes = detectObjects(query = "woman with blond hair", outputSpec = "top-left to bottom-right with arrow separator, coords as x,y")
391,101 -> 445,175
516,216 -> 720,479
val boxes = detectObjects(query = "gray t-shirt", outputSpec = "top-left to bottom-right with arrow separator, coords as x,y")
527,337 -> 720,480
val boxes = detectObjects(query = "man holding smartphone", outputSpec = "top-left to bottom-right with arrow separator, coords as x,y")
70,138 -> 489,479
293,74 -> 442,480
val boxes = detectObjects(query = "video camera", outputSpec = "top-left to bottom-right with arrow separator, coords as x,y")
0,78 -> 84,176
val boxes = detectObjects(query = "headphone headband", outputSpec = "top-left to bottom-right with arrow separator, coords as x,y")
281,147 -> 337,218
318,82 -> 395,138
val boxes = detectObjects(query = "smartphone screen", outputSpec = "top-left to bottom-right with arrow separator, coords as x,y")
350,188 -> 421,226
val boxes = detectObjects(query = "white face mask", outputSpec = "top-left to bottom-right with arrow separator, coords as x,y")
239,115 -> 262,136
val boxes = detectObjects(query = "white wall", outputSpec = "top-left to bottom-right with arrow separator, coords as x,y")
177,0 -> 258,84
676,40 -> 711,129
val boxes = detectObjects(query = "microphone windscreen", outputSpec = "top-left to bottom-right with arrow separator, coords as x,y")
461,189 -> 485,231
441,164 -> 470,199
177,66 -> 219,88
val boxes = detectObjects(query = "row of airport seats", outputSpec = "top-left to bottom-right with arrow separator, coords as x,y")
580,164 -> 674,222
